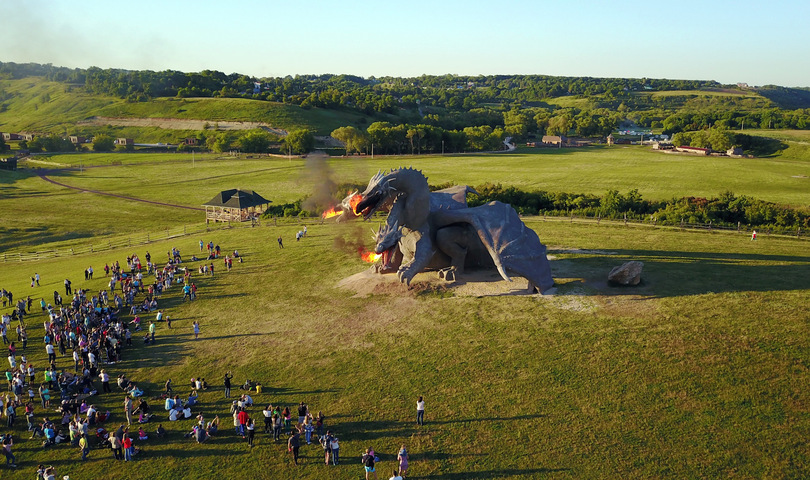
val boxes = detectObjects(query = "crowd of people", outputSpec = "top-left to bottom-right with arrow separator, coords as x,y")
2,238 -> 421,478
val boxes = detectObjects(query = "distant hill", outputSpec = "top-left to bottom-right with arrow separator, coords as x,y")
755,86 -> 810,109
0,77 -> 380,140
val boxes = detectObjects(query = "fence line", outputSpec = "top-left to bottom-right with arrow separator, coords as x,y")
3,213 -> 806,263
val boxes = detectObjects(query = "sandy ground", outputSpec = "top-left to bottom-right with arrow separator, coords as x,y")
338,269 -> 545,298
78,116 -> 287,136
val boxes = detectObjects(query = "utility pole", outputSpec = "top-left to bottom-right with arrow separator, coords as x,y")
371,143 -> 374,159
442,140 -> 445,155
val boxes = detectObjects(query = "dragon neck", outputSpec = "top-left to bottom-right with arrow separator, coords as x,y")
387,168 -> 430,228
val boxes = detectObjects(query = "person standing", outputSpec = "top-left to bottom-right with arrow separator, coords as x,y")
277,236 -> 283,248
99,370 -> 111,393
224,371 -> 233,398
2,433 -> 16,468
321,430 -> 333,465
149,321 -> 156,343
79,433 -> 89,460
124,396 -> 133,426
330,434 -> 340,465
246,418 -> 255,447
752,230 -> 757,241
288,429 -> 301,466
398,445 -> 409,477
297,401 -> 307,425
65,279 -> 72,296
35,273 -> 40,286
416,396 -> 425,426
363,447 -> 378,480
193,321 -> 200,340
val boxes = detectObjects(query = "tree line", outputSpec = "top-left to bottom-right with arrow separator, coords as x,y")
265,181 -> 809,234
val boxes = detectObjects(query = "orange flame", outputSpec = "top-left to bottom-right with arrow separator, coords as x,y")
321,192 -> 364,219
322,207 -> 341,219
359,247 -> 382,263
348,193 -> 362,215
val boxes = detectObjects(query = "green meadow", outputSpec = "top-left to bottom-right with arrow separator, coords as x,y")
0,149 -> 809,479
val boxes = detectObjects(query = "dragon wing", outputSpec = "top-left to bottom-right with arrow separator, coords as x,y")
432,201 -> 554,292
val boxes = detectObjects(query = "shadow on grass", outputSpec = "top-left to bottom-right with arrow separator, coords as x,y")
555,249 -> 810,297
409,467 -> 571,479
428,413 -> 547,425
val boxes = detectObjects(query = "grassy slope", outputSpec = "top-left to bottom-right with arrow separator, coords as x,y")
0,216 -> 808,479
0,78 -> 370,137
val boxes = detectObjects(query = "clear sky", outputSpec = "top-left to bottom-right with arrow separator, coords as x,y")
2,0 -> 808,87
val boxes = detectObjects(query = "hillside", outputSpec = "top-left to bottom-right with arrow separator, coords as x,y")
0,78 -> 377,139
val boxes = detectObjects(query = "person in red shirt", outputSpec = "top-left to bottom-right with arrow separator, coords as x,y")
123,435 -> 133,461
237,409 -> 248,437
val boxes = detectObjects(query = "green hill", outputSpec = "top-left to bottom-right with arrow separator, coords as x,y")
0,77 -> 376,139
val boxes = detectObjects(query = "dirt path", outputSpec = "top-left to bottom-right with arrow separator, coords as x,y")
78,116 -> 288,136
37,170 -> 204,211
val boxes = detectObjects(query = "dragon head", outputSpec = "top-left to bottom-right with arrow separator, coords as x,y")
374,220 -> 401,254
355,170 -> 397,220
372,220 -> 401,271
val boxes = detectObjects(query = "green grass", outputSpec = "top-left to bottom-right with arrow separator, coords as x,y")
2,145 -> 808,251
0,215 -> 808,479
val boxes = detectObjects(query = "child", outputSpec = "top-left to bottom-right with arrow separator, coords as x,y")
138,426 -> 148,440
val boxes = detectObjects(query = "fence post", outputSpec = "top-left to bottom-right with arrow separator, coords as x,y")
737,221 -> 741,232
184,226 -> 187,234
71,248 -> 74,255
624,213 -> 627,226
18,253 -> 22,262
709,221 -> 712,231
90,245 -> 93,253
799,228 -> 802,238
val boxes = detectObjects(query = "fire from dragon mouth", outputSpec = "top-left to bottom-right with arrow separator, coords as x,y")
359,247 -> 382,263
321,192 -> 364,219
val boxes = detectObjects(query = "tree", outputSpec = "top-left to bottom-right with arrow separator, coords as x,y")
237,130 -> 273,153
92,134 -> 115,152
546,113 -> 573,136
331,126 -> 367,154
284,129 -> 314,155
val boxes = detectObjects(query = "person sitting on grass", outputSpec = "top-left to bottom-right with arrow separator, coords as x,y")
138,426 -> 148,441
206,416 -> 219,436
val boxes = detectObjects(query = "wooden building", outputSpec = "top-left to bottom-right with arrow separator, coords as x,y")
203,189 -> 272,223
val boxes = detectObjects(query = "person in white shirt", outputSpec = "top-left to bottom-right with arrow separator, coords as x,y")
416,396 -> 425,426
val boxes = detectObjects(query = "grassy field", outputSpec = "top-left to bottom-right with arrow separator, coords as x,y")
0,204 -> 808,479
1,145 -> 808,251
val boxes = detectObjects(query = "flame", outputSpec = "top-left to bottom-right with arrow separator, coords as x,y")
321,192 -> 364,219
359,247 -> 382,263
348,193 -> 362,215
322,207 -> 341,219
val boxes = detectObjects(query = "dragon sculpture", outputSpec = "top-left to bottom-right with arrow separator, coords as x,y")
339,167 -> 555,294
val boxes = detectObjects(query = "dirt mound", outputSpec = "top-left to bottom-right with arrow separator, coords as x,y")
338,269 -> 539,298
78,116 -> 287,135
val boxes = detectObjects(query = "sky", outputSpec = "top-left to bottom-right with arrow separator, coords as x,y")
2,0 -> 808,87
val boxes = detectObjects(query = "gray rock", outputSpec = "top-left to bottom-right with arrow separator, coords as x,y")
608,261 -> 644,286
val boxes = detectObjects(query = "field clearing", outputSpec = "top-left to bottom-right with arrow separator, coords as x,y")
0,211 -> 808,479
0,148 -> 810,478
2,146 -> 808,251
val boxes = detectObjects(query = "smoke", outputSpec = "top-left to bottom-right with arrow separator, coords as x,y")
301,153 -> 337,212
333,225 -> 373,255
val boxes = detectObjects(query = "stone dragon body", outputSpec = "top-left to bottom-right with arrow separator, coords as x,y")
347,167 -> 555,293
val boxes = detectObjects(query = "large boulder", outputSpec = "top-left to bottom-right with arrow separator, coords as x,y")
608,261 -> 644,286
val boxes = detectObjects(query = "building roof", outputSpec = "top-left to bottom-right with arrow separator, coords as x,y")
203,189 -> 271,209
